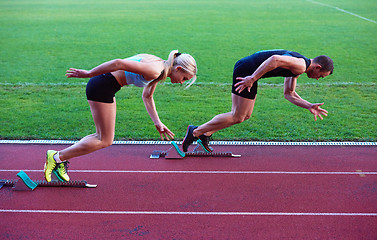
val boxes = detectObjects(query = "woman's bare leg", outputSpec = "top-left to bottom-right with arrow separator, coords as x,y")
58,99 -> 117,161
193,94 -> 256,137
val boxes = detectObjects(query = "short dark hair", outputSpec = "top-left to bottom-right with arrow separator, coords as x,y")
313,55 -> 334,74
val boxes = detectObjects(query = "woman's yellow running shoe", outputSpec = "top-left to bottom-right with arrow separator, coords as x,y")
44,150 -> 70,182
44,150 -> 57,182
55,162 -> 70,182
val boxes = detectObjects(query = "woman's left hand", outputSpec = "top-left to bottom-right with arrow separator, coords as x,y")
66,68 -> 90,78
155,123 -> 175,140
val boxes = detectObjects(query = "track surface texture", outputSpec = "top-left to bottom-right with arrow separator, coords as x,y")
0,143 -> 376,239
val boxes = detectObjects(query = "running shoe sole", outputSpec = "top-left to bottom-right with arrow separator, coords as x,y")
197,139 -> 213,153
182,125 -> 198,152
44,150 -> 57,182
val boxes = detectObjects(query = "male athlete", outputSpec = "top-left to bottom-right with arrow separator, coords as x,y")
182,49 -> 334,152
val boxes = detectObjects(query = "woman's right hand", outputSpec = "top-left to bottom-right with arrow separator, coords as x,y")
155,122 -> 175,141
66,68 -> 90,78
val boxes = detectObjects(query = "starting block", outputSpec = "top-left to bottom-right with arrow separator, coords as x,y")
0,170 -> 97,191
150,141 -> 241,159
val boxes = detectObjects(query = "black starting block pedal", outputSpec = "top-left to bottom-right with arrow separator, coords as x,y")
150,141 -> 241,159
0,170 -> 97,191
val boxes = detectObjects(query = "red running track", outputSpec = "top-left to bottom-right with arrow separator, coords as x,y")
0,143 -> 376,239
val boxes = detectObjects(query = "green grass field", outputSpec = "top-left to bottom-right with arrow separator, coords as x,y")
1,0 -> 376,141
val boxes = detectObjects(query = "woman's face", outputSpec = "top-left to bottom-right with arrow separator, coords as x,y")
170,66 -> 194,84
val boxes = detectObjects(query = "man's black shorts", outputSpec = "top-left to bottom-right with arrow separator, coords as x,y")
231,59 -> 258,100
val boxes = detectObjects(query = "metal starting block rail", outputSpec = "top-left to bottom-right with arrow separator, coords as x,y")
150,141 -> 241,159
0,170 -> 97,191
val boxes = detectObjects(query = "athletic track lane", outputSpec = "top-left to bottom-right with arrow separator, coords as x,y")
0,143 -> 376,239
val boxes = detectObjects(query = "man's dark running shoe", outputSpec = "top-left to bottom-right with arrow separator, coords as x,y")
198,134 -> 213,153
182,125 -> 198,152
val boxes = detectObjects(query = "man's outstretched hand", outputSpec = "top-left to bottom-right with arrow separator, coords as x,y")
309,103 -> 328,121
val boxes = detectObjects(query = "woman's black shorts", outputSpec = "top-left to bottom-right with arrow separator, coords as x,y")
231,59 -> 258,100
86,73 -> 121,103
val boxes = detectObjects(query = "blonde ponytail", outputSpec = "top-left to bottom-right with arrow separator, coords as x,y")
161,50 -> 179,80
161,50 -> 197,88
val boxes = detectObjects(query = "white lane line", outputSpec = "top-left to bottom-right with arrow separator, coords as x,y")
0,140 -> 376,145
1,81 -> 375,87
1,169 -> 376,175
306,0 -> 377,24
0,209 -> 376,216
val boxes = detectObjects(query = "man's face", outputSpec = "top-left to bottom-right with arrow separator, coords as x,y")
307,67 -> 331,80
